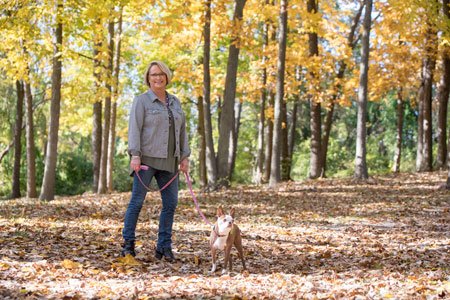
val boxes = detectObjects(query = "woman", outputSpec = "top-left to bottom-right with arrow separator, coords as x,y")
121,61 -> 190,262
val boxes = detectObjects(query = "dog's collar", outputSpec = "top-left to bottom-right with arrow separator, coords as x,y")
213,225 -> 227,238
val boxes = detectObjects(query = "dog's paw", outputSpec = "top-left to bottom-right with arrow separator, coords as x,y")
210,264 -> 217,273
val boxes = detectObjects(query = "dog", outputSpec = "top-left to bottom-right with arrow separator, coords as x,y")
210,206 -> 246,273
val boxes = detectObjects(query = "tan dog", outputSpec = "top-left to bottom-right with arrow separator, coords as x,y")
210,207 -> 246,274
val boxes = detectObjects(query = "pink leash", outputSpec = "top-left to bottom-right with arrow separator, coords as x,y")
135,166 -> 213,226
183,171 -> 213,226
135,165 -> 179,192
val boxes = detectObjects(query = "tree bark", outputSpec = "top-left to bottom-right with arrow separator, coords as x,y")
392,90 -> 404,173
98,20 -> 114,194
264,91 -> 274,182
107,6 -> 123,192
447,133 -> 450,189
286,100 -> 298,179
11,80 -> 24,199
202,0 -> 217,189
254,70 -> 266,184
280,85 -> 289,181
24,80 -> 37,198
354,0 -> 372,180
417,25 -> 437,172
416,81 -> 424,171
197,96 -> 207,188
436,0 -> 450,169
217,0 -> 246,187
253,11 -> 269,185
92,20 -> 103,192
307,0 -> 322,179
229,101 -> 242,182
40,1 -> 63,200
269,0 -> 288,187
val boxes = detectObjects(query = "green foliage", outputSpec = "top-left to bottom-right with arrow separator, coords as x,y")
112,139 -> 133,192
55,150 -> 93,196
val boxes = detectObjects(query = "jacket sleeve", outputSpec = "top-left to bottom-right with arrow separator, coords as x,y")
127,96 -> 144,157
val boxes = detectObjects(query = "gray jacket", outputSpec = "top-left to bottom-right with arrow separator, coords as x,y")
128,90 -> 190,160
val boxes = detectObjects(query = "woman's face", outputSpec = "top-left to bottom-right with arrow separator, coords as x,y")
148,65 -> 167,90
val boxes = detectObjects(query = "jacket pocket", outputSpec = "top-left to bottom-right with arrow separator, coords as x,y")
145,108 -> 165,125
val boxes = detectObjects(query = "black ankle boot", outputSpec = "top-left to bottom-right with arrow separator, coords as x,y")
155,248 -> 175,262
121,240 -> 136,257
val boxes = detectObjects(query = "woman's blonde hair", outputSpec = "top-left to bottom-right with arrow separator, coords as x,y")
144,60 -> 173,88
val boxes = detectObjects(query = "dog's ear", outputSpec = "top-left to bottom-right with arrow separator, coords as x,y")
229,207 -> 235,218
217,206 -> 224,217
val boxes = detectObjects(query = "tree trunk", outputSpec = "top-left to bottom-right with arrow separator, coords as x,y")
416,82 -> 424,171
307,0 -> 322,179
11,80 -> 24,199
354,0 -> 372,180
418,25 -> 437,172
253,13 -> 269,185
392,90 -> 404,173
447,134 -> 450,189
98,20 -> 114,194
320,104 -> 334,177
202,0 -> 217,189
254,72 -> 266,184
24,80 -> 37,198
269,0 -> 288,187
92,23 -> 103,192
436,0 -> 450,169
40,1 -> 63,200
280,86 -> 289,181
264,91 -> 274,182
217,0 -> 246,187
197,96 -> 207,188
107,6 -> 123,192
229,101 -> 242,182
286,100 -> 298,179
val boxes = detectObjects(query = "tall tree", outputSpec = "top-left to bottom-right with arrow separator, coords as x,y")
98,19 -> 114,194
354,0 -> 372,180
11,80 -> 24,199
264,91 -> 275,182
436,0 -> 450,169
197,95 -> 207,187
287,99 -> 298,179
40,0 -> 63,200
197,96 -> 208,188
107,5 -> 123,192
92,17 -> 103,192
24,79 -> 37,198
269,0 -> 288,187
229,100 -> 242,181
202,0 -> 217,189
447,135 -> 450,189
253,1 -> 270,185
416,0 -> 438,172
307,0 -> 322,179
216,0 -> 246,187
392,89 -> 404,173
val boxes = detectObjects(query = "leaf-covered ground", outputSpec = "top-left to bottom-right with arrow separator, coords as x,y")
1,172 -> 449,299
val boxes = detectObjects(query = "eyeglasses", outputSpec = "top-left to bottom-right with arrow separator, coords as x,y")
150,73 -> 166,78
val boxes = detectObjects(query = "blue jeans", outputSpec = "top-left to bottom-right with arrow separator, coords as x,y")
122,166 -> 179,250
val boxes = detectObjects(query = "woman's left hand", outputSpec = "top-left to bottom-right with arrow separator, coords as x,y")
179,158 -> 189,173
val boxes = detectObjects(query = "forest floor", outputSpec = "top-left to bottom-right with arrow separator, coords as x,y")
0,171 -> 449,299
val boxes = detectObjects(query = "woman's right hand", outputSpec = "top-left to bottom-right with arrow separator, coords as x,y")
130,156 -> 141,172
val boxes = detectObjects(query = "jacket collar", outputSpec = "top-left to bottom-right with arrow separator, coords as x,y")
146,89 -> 173,105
